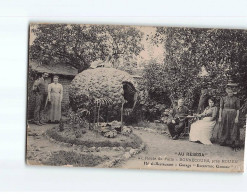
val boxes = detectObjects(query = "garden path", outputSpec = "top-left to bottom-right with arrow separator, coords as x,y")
26,123 -> 245,171
26,123 -> 125,166
26,123 -> 63,165
119,128 -> 245,171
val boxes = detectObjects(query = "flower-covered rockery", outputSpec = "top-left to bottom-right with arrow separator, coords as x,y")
69,67 -> 138,119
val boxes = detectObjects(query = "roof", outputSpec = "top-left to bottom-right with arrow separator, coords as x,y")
29,61 -> 78,76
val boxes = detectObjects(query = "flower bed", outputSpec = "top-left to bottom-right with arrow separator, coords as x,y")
46,126 -> 143,149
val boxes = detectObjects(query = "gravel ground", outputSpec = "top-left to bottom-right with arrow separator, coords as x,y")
26,123 -> 245,172
119,127 -> 245,172
26,124 -> 125,167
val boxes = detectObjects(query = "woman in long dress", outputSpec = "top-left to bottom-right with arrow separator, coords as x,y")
48,75 -> 63,123
189,98 -> 218,145
214,84 -> 240,148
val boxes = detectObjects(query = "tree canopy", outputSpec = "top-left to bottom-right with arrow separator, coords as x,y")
148,27 -> 247,109
29,24 -> 144,72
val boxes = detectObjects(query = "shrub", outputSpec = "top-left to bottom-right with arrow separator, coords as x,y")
69,68 -> 137,121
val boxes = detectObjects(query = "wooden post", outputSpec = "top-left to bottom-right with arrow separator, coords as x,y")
97,104 -> 101,126
120,102 -> 124,131
106,106 -> 109,124
93,105 -> 96,130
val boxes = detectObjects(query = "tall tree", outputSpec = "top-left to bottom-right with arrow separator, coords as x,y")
29,24 -> 144,72
149,27 -> 247,109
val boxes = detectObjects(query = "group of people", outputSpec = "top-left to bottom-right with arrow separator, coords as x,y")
166,82 -> 241,149
32,72 -> 63,126
31,73 -> 242,149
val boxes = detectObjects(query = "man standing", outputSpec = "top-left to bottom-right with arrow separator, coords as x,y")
167,98 -> 189,140
32,72 -> 49,125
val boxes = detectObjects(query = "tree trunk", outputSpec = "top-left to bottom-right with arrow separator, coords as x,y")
120,102 -> 124,131
93,106 -> 96,130
169,94 -> 176,108
97,104 -> 101,126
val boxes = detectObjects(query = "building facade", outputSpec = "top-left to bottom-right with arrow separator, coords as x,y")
27,61 -> 78,120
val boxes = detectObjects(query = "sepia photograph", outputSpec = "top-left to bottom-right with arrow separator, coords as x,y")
26,23 -> 247,172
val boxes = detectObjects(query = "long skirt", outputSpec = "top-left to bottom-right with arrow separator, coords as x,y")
212,109 -> 240,147
189,117 -> 216,145
49,92 -> 62,122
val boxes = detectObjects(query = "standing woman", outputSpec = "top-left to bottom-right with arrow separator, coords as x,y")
48,75 -> 63,123
216,82 -> 240,148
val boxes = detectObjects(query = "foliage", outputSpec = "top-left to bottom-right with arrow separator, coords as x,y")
44,151 -> 108,167
150,27 -> 247,110
69,68 -> 137,121
137,99 -> 167,122
142,59 -> 172,102
67,108 -> 89,137
240,99 -> 247,116
68,108 -> 90,127
134,60 -> 170,121
30,24 -> 144,72
27,66 -> 39,93
95,97 -> 113,107
27,67 -> 41,119
94,97 -> 114,127
61,103 -> 70,116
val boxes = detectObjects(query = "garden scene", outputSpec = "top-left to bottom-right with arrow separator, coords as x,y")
26,24 -> 247,169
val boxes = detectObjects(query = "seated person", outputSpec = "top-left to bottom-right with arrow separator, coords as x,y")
189,97 -> 218,145
167,98 -> 189,140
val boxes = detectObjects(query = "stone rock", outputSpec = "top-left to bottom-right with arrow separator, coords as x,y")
129,148 -> 138,155
111,121 -> 121,129
125,147 -> 132,151
97,147 -> 101,151
119,146 -> 124,151
140,144 -> 145,150
121,126 -> 133,135
90,147 -> 96,151
104,130 -> 117,138
123,152 -> 131,159
144,128 -> 156,133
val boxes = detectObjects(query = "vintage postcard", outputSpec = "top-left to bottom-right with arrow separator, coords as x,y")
26,23 -> 247,172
